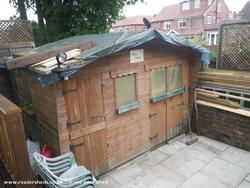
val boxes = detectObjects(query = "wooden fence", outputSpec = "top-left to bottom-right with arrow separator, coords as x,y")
217,22 -> 250,71
0,94 -> 33,187
0,20 -> 33,44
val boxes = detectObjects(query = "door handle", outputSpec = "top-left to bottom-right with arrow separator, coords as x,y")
149,112 -> 158,118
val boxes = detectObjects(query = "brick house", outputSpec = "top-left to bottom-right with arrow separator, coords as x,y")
151,0 -> 232,46
112,16 -> 153,32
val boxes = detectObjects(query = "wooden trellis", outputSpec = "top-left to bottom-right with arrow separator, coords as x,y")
0,20 -> 33,44
217,22 -> 250,71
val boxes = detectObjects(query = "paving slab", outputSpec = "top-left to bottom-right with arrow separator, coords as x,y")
201,158 -> 248,187
237,181 -> 250,188
108,163 -> 144,185
157,141 -> 187,156
136,163 -> 186,188
199,136 -> 229,153
245,174 -> 250,182
161,149 -> 205,178
96,174 -> 121,188
187,141 -> 218,163
136,150 -> 168,169
220,147 -> 250,171
179,172 -> 232,188
120,179 -> 150,188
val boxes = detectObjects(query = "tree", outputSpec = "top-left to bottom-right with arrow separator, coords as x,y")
9,0 -> 28,20
10,0 -> 143,46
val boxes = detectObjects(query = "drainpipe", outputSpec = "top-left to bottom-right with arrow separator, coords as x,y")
215,0 -> 218,23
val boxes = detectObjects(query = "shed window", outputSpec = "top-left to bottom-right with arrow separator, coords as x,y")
151,68 -> 166,97
167,65 -> 182,91
115,74 -> 137,109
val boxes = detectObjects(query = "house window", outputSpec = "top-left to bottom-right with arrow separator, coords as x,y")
207,32 -> 218,46
212,16 -> 216,23
163,21 -> 171,29
207,16 -> 212,24
195,0 -> 200,8
167,65 -> 182,91
182,1 -> 190,10
123,27 -> 129,32
178,20 -> 187,28
115,74 -> 138,110
208,0 -> 212,6
218,3 -> 221,12
151,68 -> 166,97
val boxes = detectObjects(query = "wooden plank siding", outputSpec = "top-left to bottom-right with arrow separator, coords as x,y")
55,41 -> 200,173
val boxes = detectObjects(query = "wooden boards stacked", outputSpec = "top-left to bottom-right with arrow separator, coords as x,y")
198,69 -> 250,89
197,89 -> 241,109
29,49 -> 83,75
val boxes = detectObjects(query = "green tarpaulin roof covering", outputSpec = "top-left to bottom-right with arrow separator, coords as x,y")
25,29 -> 211,87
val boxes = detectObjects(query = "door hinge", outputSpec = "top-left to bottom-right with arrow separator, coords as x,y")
101,83 -> 106,88
100,113 -> 107,118
149,134 -> 158,140
149,112 -> 158,118
62,88 -> 78,95
70,142 -> 84,150
66,120 -> 81,127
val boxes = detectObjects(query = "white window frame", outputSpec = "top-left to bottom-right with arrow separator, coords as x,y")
195,0 -> 200,8
207,16 -> 212,24
178,20 -> 187,28
208,0 -> 212,6
218,3 -> 221,12
163,21 -> 171,29
182,1 -> 190,10
207,31 -> 218,46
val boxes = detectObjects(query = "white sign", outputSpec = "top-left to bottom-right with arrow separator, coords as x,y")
130,49 -> 144,63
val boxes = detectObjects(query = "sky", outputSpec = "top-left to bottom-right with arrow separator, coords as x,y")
0,0 -> 248,21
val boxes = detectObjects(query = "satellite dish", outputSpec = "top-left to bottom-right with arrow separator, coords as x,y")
143,17 -> 151,30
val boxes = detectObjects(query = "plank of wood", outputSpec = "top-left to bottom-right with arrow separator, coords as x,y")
197,100 -> 250,117
197,88 -> 250,102
6,41 -> 94,70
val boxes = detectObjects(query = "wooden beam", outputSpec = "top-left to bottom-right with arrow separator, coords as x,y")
6,40 -> 95,70
197,88 -> 250,102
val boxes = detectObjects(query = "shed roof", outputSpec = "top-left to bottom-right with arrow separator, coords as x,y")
7,29 -> 211,87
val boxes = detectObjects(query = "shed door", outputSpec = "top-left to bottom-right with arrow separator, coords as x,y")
167,94 -> 187,140
63,73 -> 108,176
149,100 -> 167,147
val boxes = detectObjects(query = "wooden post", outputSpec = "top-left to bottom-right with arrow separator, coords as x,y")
0,94 -> 33,188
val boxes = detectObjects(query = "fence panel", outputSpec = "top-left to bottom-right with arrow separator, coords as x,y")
217,22 -> 250,71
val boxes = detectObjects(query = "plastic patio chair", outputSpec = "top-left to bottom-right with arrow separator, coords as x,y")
33,152 -> 96,188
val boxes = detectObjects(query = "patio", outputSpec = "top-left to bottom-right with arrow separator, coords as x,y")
97,135 -> 250,188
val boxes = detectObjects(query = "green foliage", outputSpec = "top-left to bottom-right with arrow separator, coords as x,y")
11,0 -> 143,46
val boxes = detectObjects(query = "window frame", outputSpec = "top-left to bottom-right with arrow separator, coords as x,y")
150,65 -> 185,103
182,1 -> 190,10
178,20 -> 187,28
163,21 -> 171,29
150,68 -> 167,98
195,0 -> 200,8
114,74 -> 140,114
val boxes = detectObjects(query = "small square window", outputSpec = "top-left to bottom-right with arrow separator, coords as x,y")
115,74 -> 137,109
207,16 -> 212,24
163,21 -> 171,29
151,68 -> 166,97
167,65 -> 182,91
178,20 -> 187,28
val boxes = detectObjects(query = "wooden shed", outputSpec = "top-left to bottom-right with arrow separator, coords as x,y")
6,29 -> 210,176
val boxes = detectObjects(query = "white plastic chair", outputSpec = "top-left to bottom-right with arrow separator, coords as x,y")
33,152 -> 96,188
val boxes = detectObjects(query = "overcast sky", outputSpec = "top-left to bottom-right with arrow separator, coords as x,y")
0,0 -> 248,21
